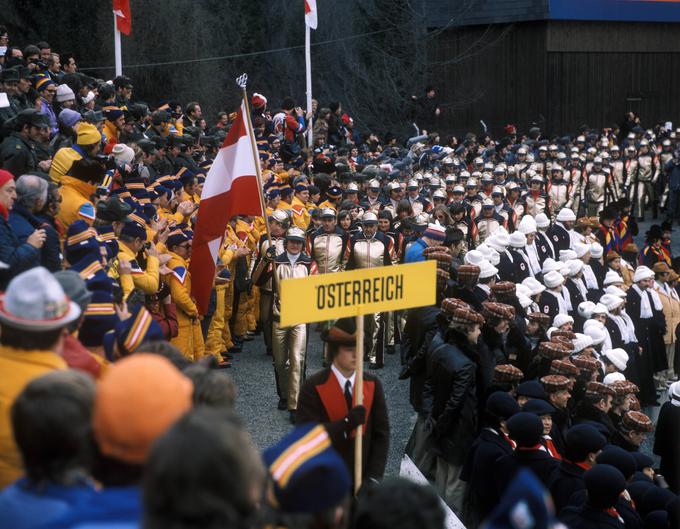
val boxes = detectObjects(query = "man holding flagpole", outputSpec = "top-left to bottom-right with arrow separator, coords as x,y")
189,76 -> 265,320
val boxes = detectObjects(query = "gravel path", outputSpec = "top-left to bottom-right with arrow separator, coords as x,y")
232,327 -> 414,475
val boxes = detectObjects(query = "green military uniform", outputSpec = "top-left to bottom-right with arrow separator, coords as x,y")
0,131 -> 37,177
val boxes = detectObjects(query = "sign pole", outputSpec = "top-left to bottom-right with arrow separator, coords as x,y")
354,312 -> 364,494
113,15 -> 122,76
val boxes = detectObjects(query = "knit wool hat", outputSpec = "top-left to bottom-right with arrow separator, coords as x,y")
482,301 -> 515,320
55,83 -> 75,102
491,281 -> 516,296
58,108 -> 81,127
553,314 -> 574,328
556,208 -> 576,222
93,354 -> 193,464
449,306 -> 485,326
509,231 -> 526,248
518,215 -> 537,235
550,359 -> 579,377
603,271 -> 624,286
585,381 -> 616,399
440,298 -> 471,315
112,143 -> 135,166
478,259 -> 498,279
571,354 -> 599,373
494,364 -> 524,384
543,270 -> 564,288
540,374 -> 571,393
603,348 -> 629,371
527,312 -> 550,327
456,264 -> 480,286
621,411 -> 653,433
539,341 -> 571,360
633,266 -> 655,282
535,212 -> 550,228
571,332 -> 594,353
76,122 -> 102,145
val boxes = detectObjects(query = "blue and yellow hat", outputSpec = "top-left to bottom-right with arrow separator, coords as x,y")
263,423 -> 351,514
65,221 -> 102,264
79,289 -> 119,348
103,305 -> 164,360
120,219 -> 147,241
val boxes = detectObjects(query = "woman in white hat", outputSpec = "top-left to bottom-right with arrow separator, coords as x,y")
564,260 -> 588,329
626,265 -> 666,406
538,270 -> 568,322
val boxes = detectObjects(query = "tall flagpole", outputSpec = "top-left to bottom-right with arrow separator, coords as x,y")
305,24 -> 313,147
114,14 -> 122,76
237,73 -> 279,295
238,73 -> 273,248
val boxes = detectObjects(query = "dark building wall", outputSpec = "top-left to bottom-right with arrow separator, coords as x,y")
429,20 -> 680,138
425,0 -> 547,27
545,21 -> 680,133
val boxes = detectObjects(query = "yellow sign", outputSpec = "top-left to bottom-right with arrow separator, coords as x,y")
279,260 -> 437,326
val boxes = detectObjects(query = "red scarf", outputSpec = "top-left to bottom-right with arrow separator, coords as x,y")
542,436 -> 562,460
0,202 -> 8,221
517,443 -> 543,451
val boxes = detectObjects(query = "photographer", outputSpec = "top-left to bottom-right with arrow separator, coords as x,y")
57,156 -> 106,229
145,282 -> 179,341
49,122 -> 102,184
664,148 -> 680,225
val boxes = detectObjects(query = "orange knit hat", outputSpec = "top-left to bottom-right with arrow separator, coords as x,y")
93,354 -> 193,464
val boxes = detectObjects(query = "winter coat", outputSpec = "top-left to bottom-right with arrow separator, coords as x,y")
422,329 -> 479,465
167,252 -> 205,362
57,175 -> 96,230
8,205 -> 61,272
0,215 -> 40,290
0,345 -> 66,488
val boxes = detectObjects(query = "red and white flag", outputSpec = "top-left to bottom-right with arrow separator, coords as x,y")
305,0 -> 318,29
113,0 -> 132,36
190,100 -> 262,315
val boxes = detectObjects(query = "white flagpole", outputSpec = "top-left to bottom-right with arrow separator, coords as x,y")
305,24 -> 313,147
114,14 -> 122,76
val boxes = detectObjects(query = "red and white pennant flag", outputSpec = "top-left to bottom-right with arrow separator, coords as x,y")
113,0 -> 132,35
190,100 -> 262,315
305,0 -> 318,29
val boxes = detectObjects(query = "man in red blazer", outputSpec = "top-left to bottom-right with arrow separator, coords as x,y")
296,317 -> 390,486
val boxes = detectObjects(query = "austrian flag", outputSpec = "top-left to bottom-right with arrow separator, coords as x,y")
190,100 -> 262,315
113,0 -> 132,35
305,0 -> 318,29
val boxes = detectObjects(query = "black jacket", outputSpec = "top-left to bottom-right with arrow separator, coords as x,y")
508,248 -> 531,282
401,305 -> 441,412
461,428 -> 514,521
535,231 -> 555,262
566,490 -> 641,529
559,505 -> 625,529
548,460 -> 587,514
546,222 -> 571,254
494,448 -> 559,498
538,290 -> 561,322
572,402 -> 617,440
653,400 -> 680,493
496,251 -> 516,282
422,329 -> 479,465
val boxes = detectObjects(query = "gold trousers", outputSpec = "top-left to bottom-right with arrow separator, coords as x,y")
272,321 -> 307,410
